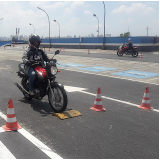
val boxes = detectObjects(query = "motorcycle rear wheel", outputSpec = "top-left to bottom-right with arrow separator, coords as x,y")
48,84 -> 68,113
117,51 -> 123,56
132,51 -> 138,57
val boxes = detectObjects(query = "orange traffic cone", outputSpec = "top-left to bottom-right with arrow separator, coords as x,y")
88,49 -> 90,54
2,99 -> 22,131
139,53 -> 142,59
90,87 -> 106,111
137,86 -> 153,110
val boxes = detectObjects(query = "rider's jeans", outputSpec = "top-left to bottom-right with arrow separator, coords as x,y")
28,67 -> 36,91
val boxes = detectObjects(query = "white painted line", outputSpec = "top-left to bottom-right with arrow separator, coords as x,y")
0,141 -> 16,159
18,128 -> 63,159
0,127 -> 5,133
79,90 -> 159,113
0,111 -> 63,159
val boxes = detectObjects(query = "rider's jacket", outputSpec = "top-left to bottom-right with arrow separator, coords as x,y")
127,41 -> 133,49
22,46 -> 49,75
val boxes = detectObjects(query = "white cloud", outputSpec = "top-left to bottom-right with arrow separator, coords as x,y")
112,3 -> 155,15
64,1 -> 84,15
84,10 -> 91,15
29,1 -> 70,10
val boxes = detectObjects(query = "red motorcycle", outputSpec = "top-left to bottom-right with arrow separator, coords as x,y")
15,50 -> 68,113
117,44 -> 138,57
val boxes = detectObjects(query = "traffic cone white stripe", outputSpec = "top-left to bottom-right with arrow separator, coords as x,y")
94,101 -> 102,105
96,94 -> 101,99
7,108 -> 15,114
7,117 -> 17,123
144,93 -> 150,97
142,100 -> 150,104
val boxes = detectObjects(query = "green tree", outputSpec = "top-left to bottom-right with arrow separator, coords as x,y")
120,32 -> 130,37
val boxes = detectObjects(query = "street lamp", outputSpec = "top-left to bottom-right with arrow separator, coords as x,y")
93,14 -> 99,37
54,20 -> 60,38
37,7 -> 51,48
146,26 -> 151,36
29,23 -> 35,34
103,1 -> 106,50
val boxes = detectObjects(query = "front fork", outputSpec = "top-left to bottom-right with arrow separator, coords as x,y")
48,79 -> 54,99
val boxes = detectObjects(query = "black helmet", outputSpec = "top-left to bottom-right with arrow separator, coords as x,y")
29,34 -> 41,49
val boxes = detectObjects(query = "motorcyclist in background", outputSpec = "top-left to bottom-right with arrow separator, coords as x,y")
22,34 -> 50,95
126,38 -> 133,53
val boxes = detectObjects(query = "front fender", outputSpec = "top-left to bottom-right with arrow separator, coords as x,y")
51,82 -> 64,89
47,82 -> 64,94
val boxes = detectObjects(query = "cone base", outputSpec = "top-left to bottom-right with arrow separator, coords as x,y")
2,124 -> 22,132
137,105 -> 153,110
90,107 -> 106,112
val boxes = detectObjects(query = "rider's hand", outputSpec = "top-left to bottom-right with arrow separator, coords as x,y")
30,60 -> 35,64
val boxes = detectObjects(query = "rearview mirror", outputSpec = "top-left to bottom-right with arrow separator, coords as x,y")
55,50 -> 60,55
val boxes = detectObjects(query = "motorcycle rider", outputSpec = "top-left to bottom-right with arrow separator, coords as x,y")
22,34 -> 50,95
126,38 -> 133,52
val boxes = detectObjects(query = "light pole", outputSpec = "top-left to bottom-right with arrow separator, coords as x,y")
29,23 -> 35,34
37,7 -> 51,48
146,26 -> 151,36
93,14 -> 99,37
54,20 -> 60,38
103,1 -> 106,50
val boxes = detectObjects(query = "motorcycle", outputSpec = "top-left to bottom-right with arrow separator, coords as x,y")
117,44 -> 138,57
15,50 -> 68,113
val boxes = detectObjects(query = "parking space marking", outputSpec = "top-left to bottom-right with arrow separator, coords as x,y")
0,111 -> 63,159
78,66 -> 116,72
57,63 -> 85,68
0,141 -> 16,159
112,70 -> 159,79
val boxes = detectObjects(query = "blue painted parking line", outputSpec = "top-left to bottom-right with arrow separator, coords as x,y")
112,70 -> 159,79
78,66 -> 116,72
57,63 -> 86,68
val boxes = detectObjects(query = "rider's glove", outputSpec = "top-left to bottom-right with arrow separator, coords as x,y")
26,61 -> 31,65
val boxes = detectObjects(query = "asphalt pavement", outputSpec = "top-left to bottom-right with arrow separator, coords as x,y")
0,44 -> 159,159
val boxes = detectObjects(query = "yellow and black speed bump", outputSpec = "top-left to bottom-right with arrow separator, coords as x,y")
53,110 -> 82,120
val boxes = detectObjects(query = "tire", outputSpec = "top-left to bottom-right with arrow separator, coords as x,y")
21,77 -> 32,100
117,51 -> 123,56
48,84 -> 68,113
132,51 -> 138,57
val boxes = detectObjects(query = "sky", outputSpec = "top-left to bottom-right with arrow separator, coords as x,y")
0,1 -> 159,38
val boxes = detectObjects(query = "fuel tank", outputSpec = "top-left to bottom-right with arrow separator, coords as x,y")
34,66 -> 47,79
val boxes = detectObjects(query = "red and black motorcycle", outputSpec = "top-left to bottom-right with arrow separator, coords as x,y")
117,44 -> 138,57
15,50 -> 68,113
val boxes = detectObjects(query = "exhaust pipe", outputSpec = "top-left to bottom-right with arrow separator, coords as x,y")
14,82 -> 29,95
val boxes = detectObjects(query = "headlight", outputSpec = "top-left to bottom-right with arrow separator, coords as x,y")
51,66 -> 57,75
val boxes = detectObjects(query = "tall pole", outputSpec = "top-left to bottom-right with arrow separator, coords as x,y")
37,7 -> 51,48
54,20 -> 60,38
103,1 -> 106,50
93,14 -> 99,37
29,23 -> 35,34
146,26 -> 151,36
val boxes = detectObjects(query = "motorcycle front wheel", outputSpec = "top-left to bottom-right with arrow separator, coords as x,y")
132,51 -> 138,57
48,84 -> 68,113
117,51 -> 123,56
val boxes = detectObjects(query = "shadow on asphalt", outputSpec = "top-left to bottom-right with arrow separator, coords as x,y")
18,98 -> 53,116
